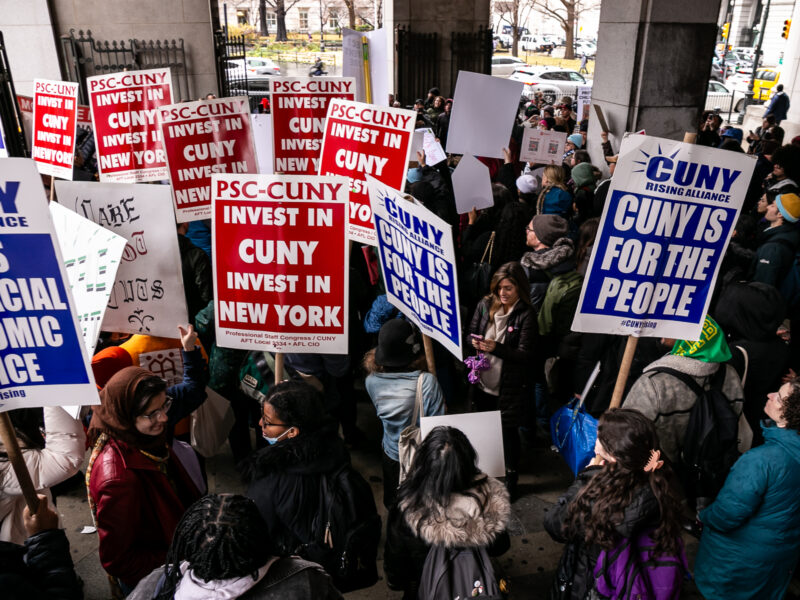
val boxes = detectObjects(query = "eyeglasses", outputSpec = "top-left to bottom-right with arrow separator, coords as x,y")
260,414 -> 290,429
140,397 -> 173,421
526,226 -> 535,232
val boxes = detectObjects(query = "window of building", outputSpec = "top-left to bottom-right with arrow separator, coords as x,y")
236,9 -> 249,25
329,12 -> 339,28
266,12 -> 277,27
299,10 -> 309,30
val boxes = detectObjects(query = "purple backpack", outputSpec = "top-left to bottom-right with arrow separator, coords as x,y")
593,530 -> 687,600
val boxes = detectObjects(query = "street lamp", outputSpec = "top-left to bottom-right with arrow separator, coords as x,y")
320,0 -> 325,52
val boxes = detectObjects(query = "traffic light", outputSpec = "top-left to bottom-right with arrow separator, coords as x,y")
722,22 -> 730,40
783,19 -> 792,39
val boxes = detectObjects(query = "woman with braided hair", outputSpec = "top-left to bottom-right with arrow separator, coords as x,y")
544,409 -> 686,599
127,494 -> 341,599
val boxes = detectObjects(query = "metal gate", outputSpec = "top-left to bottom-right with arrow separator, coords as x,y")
396,27 -> 439,107
450,27 -> 492,88
0,31 -> 28,157
59,29 -> 191,105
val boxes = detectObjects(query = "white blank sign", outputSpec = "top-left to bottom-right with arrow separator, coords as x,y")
421,410 -> 505,477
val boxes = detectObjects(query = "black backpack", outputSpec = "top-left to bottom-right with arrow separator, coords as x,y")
418,545 -> 505,600
301,464 -> 381,592
652,367 -> 740,502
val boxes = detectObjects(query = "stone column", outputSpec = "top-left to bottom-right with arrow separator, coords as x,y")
586,0 -> 722,170
771,0 -> 800,139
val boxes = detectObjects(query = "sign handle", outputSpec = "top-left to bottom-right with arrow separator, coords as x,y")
362,36 -> 372,104
683,132 -> 697,144
422,334 -> 436,374
608,335 -> 639,409
0,412 -> 40,513
274,352 -> 285,385
49,175 -> 55,204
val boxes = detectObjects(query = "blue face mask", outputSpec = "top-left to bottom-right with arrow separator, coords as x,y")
263,427 -> 292,445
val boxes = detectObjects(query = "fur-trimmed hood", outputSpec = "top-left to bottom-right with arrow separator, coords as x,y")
241,420 -> 349,482
520,237 -> 575,271
400,475 -> 510,548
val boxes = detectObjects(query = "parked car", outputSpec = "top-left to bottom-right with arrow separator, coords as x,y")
726,71 -> 752,92
509,66 -> 591,103
520,35 -> 554,53
228,74 -> 273,111
492,55 -> 529,77
574,41 -> 597,58
710,57 -> 725,82
704,80 -> 745,113
753,68 -> 779,102
226,57 -> 281,79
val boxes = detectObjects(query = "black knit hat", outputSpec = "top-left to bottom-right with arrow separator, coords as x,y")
531,214 -> 568,247
375,319 -> 418,368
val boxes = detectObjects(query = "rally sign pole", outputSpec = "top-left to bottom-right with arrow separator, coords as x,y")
0,414 -> 40,512
422,335 -> 436,374
274,353 -> 285,385
607,131 -> 698,410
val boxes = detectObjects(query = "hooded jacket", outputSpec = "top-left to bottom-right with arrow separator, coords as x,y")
244,421 -> 350,556
622,355 -> 744,464
753,223 -> 800,287
695,423 -> 800,600
384,475 -> 511,596
0,529 -> 82,599
128,557 -> 343,600
544,466 -> 660,600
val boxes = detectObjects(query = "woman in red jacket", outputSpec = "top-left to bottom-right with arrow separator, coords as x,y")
86,326 -> 205,596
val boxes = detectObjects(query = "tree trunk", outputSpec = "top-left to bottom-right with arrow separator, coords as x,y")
511,0 -> 520,57
344,0 -> 356,29
276,0 -> 288,41
563,1 -> 576,59
259,0 -> 269,36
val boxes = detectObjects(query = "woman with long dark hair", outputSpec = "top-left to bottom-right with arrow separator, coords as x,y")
468,261 -> 538,495
128,494 -> 341,599
384,426 -> 510,599
544,409 -> 685,599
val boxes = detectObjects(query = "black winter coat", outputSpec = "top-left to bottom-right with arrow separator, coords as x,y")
544,467 -> 660,600
178,234 -> 213,322
244,422 -> 350,556
0,529 -> 82,600
469,297 -> 539,427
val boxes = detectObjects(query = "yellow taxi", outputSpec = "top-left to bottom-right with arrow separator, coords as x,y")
752,68 -> 779,102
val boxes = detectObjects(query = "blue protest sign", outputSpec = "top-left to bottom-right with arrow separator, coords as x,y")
0,159 -> 97,412
572,135 -> 755,340
367,176 -> 462,359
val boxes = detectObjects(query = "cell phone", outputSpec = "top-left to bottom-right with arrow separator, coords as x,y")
470,334 -> 484,340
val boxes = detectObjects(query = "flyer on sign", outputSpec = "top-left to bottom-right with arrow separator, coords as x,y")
270,77 -> 355,174
319,98 -> 415,245
572,135 -> 755,340
0,159 -> 97,411
49,202 -> 127,353
212,174 -> 349,353
158,96 -> 258,222
577,86 -> 592,122
32,79 -> 79,180
54,180 -> 188,338
368,176 -> 462,359
520,128 -> 567,164
88,68 -> 174,183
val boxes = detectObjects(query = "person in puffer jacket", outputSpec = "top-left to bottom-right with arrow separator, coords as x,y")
384,427 -> 511,599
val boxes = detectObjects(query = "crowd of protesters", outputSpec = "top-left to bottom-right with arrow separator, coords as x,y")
2,80 -> 800,600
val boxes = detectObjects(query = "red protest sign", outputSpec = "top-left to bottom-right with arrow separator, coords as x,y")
87,68 -> 173,183
32,79 -> 79,180
212,174 -> 350,353
319,99 -> 416,245
159,97 -> 258,222
270,77 -> 355,175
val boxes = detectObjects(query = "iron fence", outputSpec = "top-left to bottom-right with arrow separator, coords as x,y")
59,29 -> 191,104
396,27 -> 439,106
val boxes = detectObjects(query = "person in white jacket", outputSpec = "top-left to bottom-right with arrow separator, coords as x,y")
0,406 -> 86,544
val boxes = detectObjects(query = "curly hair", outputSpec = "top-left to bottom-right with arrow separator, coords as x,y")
779,378 -> 800,432
565,409 -> 684,556
156,494 -> 272,599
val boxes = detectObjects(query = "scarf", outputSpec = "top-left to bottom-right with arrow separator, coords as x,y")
87,366 -> 169,453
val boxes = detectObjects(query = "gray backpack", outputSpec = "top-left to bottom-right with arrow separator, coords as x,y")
417,545 -> 504,599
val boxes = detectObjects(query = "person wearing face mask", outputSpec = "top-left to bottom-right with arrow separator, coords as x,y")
242,381 -> 353,556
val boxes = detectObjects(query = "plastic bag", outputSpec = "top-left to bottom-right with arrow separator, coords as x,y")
190,387 -> 235,457
550,398 -> 598,475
